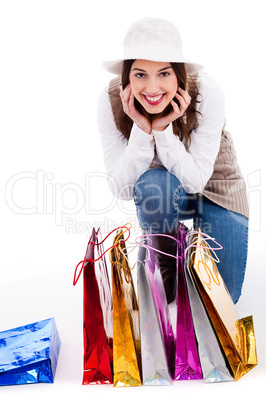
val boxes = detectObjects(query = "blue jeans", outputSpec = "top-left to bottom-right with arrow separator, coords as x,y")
134,169 -> 248,303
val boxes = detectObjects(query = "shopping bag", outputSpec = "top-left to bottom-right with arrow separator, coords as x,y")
137,238 -> 175,385
188,230 -> 258,381
184,245 -> 234,382
110,229 -> 142,387
73,227 -> 113,385
0,318 -> 61,386
174,223 -> 203,380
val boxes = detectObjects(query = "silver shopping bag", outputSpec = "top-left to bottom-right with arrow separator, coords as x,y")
137,239 -> 175,386
184,245 -> 234,382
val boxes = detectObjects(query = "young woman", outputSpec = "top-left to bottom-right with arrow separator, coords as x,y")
98,18 -> 249,304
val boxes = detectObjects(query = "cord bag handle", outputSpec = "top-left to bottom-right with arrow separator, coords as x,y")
73,224 -> 131,286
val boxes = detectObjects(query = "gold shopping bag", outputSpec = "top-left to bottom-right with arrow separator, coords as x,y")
188,230 -> 258,381
110,229 -> 142,387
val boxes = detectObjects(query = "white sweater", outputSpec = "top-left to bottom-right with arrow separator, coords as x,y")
97,72 -> 225,200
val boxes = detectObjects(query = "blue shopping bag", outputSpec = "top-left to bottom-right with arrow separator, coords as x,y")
0,318 -> 61,385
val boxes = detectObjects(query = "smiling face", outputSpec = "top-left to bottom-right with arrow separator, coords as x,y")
129,59 -> 178,114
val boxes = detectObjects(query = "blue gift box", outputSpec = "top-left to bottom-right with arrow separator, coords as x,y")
0,318 -> 61,385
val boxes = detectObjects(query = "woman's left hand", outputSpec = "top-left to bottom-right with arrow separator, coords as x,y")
151,87 -> 191,132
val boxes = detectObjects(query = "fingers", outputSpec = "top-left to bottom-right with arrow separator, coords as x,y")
172,87 -> 191,117
120,84 -> 151,134
177,87 -> 191,106
120,84 -> 129,113
120,83 -> 130,99
129,89 -> 135,109
120,85 -> 137,119
170,99 -> 180,115
120,84 -> 134,116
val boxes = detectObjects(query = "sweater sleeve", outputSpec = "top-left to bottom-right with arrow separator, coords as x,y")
97,89 -> 155,199
153,73 -> 225,194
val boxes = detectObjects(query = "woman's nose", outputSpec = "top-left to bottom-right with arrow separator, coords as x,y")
146,78 -> 159,94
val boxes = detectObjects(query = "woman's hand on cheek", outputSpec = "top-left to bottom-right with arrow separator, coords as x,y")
151,87 -> 191,132
120,84 -> 152,135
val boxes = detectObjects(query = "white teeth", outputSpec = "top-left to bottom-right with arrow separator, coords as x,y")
145,94 -> 164,102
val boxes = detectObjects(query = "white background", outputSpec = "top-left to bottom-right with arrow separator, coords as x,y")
0,0 -> 265,400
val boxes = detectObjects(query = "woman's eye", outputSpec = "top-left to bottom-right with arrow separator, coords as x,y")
160,72 -> 170,77
136,73 -> 145,78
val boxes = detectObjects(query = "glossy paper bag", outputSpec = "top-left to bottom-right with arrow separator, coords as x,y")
174,224 -> 203,381
189,231 -> 258,381
110,230 -> 142,387
137,240 -> 174,385
0,318 -> 61,386
73,227 -> 113,385
184,249 -> 234,382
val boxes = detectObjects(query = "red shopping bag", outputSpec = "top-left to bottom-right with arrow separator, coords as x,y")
73,226 -> 130,384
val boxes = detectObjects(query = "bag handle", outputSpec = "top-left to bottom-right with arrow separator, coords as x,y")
185,230 -> 223,287
135,230 -> 223,263
136,230 -> 223,290
73,224 -> 131,286
108,226 -> 136,283
185,230 -> 223,263
135,233 -> 181,259
185,230 -> 223,251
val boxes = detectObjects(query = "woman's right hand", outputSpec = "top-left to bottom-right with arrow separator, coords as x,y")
120,84 -> 152,134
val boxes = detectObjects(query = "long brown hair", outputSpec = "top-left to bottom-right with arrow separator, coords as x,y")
117,59 -> 201,146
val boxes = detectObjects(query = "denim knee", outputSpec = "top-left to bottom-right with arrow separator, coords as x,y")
134,169 -> 188,233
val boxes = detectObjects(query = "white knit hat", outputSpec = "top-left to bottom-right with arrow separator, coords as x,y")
102,18 -> 204,75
